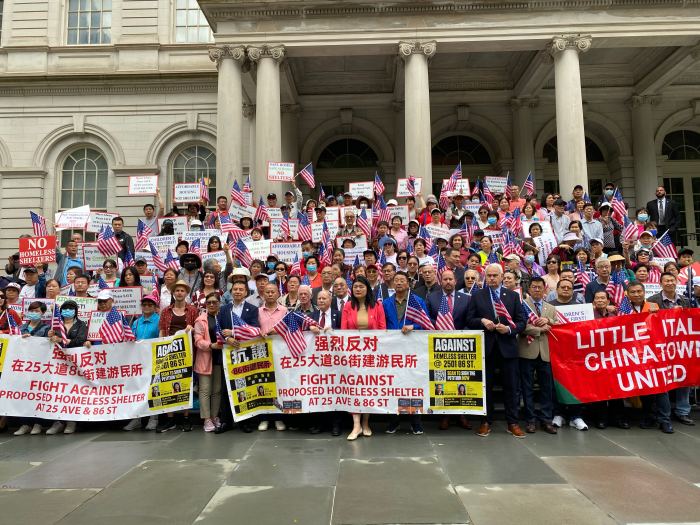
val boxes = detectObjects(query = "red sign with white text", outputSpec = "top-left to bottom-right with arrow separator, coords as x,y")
18,236 -> 56,265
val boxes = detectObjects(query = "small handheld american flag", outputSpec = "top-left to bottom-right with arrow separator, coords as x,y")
357,208 -> 371,239
297,211 -> 312,242
273,311 -> 314,358
123,250 -> 135,268
522,172 -> 535,197
373,172 -> 385,196
230,311 -> 262,341
298,162 -> 315,188
30,211 -> 49,236
254,196 -> 270,223
651,230 -> 678,259
406,175 -> 417,197
99,308 -> 135,344
52,305 -> 69,346
136,219 -> 152,251
434,294 -> 454,330
405,292 -> 435,330
490,288 -> 515,329
6,311 -> 20,336
149,241 -> 167,272
234,238 -> 253,267
97,226 -> 122,256
164,249 -> 180,271
189,238 -> 202,256
230,180 -> 246,206
617,295 -> 633,315
199,178 -> 209,203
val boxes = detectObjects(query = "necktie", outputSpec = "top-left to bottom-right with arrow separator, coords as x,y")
534,301 -> 541,316
320,311 -> 326,328
659,199 -> 665,225
338,299 -> 345,312
447,294 -> 453,313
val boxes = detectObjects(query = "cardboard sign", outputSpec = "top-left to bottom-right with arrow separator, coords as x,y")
336,235 -> 368,250
642,283 -> 687,299
243,239 -> 272,260
86,211 -> 119,234
54,205 -> 90,231
55,295 -> 97,322
343,247 -> 366,266
270,242 -> 302,263
443,178 -> 471,196
21,298 -> 55,321
19,236 -> 56,266
111,287 -> 143,315
82,243 -> 112,271
396,177 -> 422,198
532,232 -> 558,266
522,219 -> 554,238
323,207 -> 341,223
424,224 -> 450,240
228,202 -> 257,221
348,182 -> 374,200
201,251 -> 227,269
270,219 -> 299,240
555,303 -> 594,323
173,183 -> 201,203
267,162 -> 295,182
157,216 -> 188,236
485,176 -> 508,195
128,175 -> 158,195
181,229 -> 224,251
386,205 -> 410,225
148,235 -> 178,257
312,221 -> 339,243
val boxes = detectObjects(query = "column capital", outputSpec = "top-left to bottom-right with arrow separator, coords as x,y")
242,104 -> 256,119
208,44 -> 246,67
398,41 -> 437,61
628,94 -> 662,108
509,97 -> 539,110
247,44 -> 286,64
547,35 -> 592,57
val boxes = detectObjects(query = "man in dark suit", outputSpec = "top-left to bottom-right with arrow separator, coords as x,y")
310,289 -> 341,330
331,277 -> 351,314
646,185 -> 680,243
311,266 -> 335,305
465,262 -> 527,438
647,272 -> 693,431
413,263 -> 441,299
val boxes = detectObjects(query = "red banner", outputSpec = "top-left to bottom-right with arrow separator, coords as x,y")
549,308 -> 700,403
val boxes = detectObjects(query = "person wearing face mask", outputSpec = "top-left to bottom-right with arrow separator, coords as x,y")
178,253 -> 202,296
484,211 -> 500,231
596,182 -> 617,208
632,207 -> 651,236
646,185 -> 680,245
304,255 -> 322,288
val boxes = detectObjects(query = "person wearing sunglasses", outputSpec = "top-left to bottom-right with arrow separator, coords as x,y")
99,259 -> 119,287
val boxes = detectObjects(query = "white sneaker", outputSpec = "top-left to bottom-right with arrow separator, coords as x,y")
145,416 -> 158,431
13,425 -> 31,436
257,420 -> 269,431
552,415 -> 565,428
569,417 -> 588,431
123,418 -> 141,431
274,420 -> 286,431
46,422 -> 65,435
64,422 -> 77,434
30,424 -> 42,435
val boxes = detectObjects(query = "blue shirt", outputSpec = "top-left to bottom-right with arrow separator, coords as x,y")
132,314 -> 161,340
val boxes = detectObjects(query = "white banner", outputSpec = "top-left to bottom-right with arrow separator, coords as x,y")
173,183 -> 200,203
312,220 -> 339,243
86,212 -> 119,234
270,219 -> 299,240
484,176 -> 508,195
532,232 -> 558,266
243,239 -> 272,260
181,229 -> 223,251
128,175 -> 159,196
0,333 -> 193,420
81,243 -> 111,271
396,177 -> 422,198
267,162 -> 295,182
54,205 -> 91,231
348,182 -> 373,199
148,235 -> 178,257
270,242 -> 303,263
555,303 -> 594,323
111,287 -> 143,316
157,217 -> 189,237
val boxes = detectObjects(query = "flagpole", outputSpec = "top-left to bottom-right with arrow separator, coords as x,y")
402,290 -> 410,327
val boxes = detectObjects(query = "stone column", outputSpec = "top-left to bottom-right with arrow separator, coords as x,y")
510,97 -> 538,185
548,35 -> 592,198
393,101 -> 405,181
281,104 -> 300,167
243,104 -> 256,184
247,44 -> 286,197
399,41 -> 436,196
630,95 -> 661,206
209,45 -> 246,197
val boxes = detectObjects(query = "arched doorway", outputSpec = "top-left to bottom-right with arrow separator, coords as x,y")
541,136 -> 608,203
314,138 -> 380,197
431,135 -> 492,197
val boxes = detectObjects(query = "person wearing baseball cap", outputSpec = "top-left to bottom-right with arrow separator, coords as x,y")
18,265 -> 45,300
678,247 -> 694,268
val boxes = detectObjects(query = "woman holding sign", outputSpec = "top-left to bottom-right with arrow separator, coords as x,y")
341,276 -> 386,440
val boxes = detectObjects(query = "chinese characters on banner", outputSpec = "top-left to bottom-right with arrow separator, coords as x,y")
222,330 -> 486,422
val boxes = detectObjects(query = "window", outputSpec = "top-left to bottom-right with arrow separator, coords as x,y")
175,0 -> 213,43
172,145 -> 216,206
67,0 -> 111,45
664,177 -> 688,246
317,139 -> 379,169
662,130 -> 700,160
543,136 -> 605,164
432,135 -> 491,165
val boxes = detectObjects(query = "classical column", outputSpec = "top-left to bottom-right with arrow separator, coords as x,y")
630,95 -> 661,207
247,44 -> 286,197
510,97 -> 538,186
281,104 -> 300,167
548,35 -> 592,198
399,41 -> 436,197
393,101 -> 406,182
209,44 -> 246,197
243,104 -> 256,182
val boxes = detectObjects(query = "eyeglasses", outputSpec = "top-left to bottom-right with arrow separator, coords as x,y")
479,211 -> 488,214
276,268 -> 286,272
398,256 -> 407,260
547,261 -> 558,264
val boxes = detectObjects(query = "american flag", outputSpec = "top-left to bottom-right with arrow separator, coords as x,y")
434,294 -> 455,330
504,174 -> 512,200
319,242 -> 331,267
405,292 -> 434,330
97,276 -> 110,289
318,184 -> 326,203
297,211 -> 312,242
123,250 -> 135,268
227,222 -> 249,243
606,270 -> 626,306
576,260 -> 591,288
353,254 -> 361,268
242,175 -> 252,193
136,219 -> 152,251
206,211 -> 219,229
486,250 -> 500,265
373,172 -> 385,196
357,208 -> 371,239
290,254 -> 301,275
522,172 -> 535,197
230,311 -> 262,341
97,226 -> 122,256
199,178 -> 209,203
491,288 -> 516,329
521,300 -> 539,344
52,305 -> 68,346
375,194 -> 392,224
482,180 -> 494,204
647,264 -> 661,283
273,311 -> 314,358
149,241 -> 167,272
233,238 -> 253,267
445,162 -> 462,192
30,211 -> 49,236
6,311 -> 20,335
230,180 -> 246,206
502,231 -> 524,258
254,196 -> 269,224
301,274 -> 311,286
165,249 -> 180,271
555,308 -> 570,324
379,248 -> 387,266
435,252 -> 447,277
652,230 -> 678,259
406,175 -> 417,197
214,315 -> 226,344
219,212 -> 236,234
280,217 -> 291,239
611,189 -> 627,222
622,215 -> 637,242
298,162 -> 315,188
618,295 -> 633,315
189,238 -> 202,256
99,308 -> 135,344
472,179 -> 481,199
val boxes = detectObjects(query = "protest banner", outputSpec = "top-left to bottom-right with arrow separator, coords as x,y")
0,333 -> 193,420
54,205 -> 91,231
222,330 -> 485,422
270,242 -> 303,263
111,287 -> 143,316
128,175 -> 159,195
7,304 -> 23,318
323,207 -> 341,223
243,239 -> 272,260
555,303 -> 594,323
157,216 -> 188,236
387,205 -> 410,224
396,177 -> 422,198
55,295 -> 97,322
485,176 -> 508,195
86,212 -> 119,234
444,179 -> 471,196
341,206 -> 372,225
678,262 -> 700,285
549,308 -> 700,404
482,229 -> 505,248
342,247 -> 366,266
337,235 -> 368,251
181,229 -> 223,251
532,232 -> 558,266
641,283 -> 687,299
19,236 -> 56,266
21,298 -> 55,321
228,202 -> 257,221
521,219 -> 554,239
312,220 -> 339,243
424,224 -> 450,240
201,251 -> 227,269
139,274 -> 158,295
266,207 -> 284,220
148,235 -> 178,257
463,203 -> 482,215
270,219 -> 299,240
81,243 -> 111,271
173,183 -> 201,203
348,182 -> 373,200
267,162 -> 295,182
